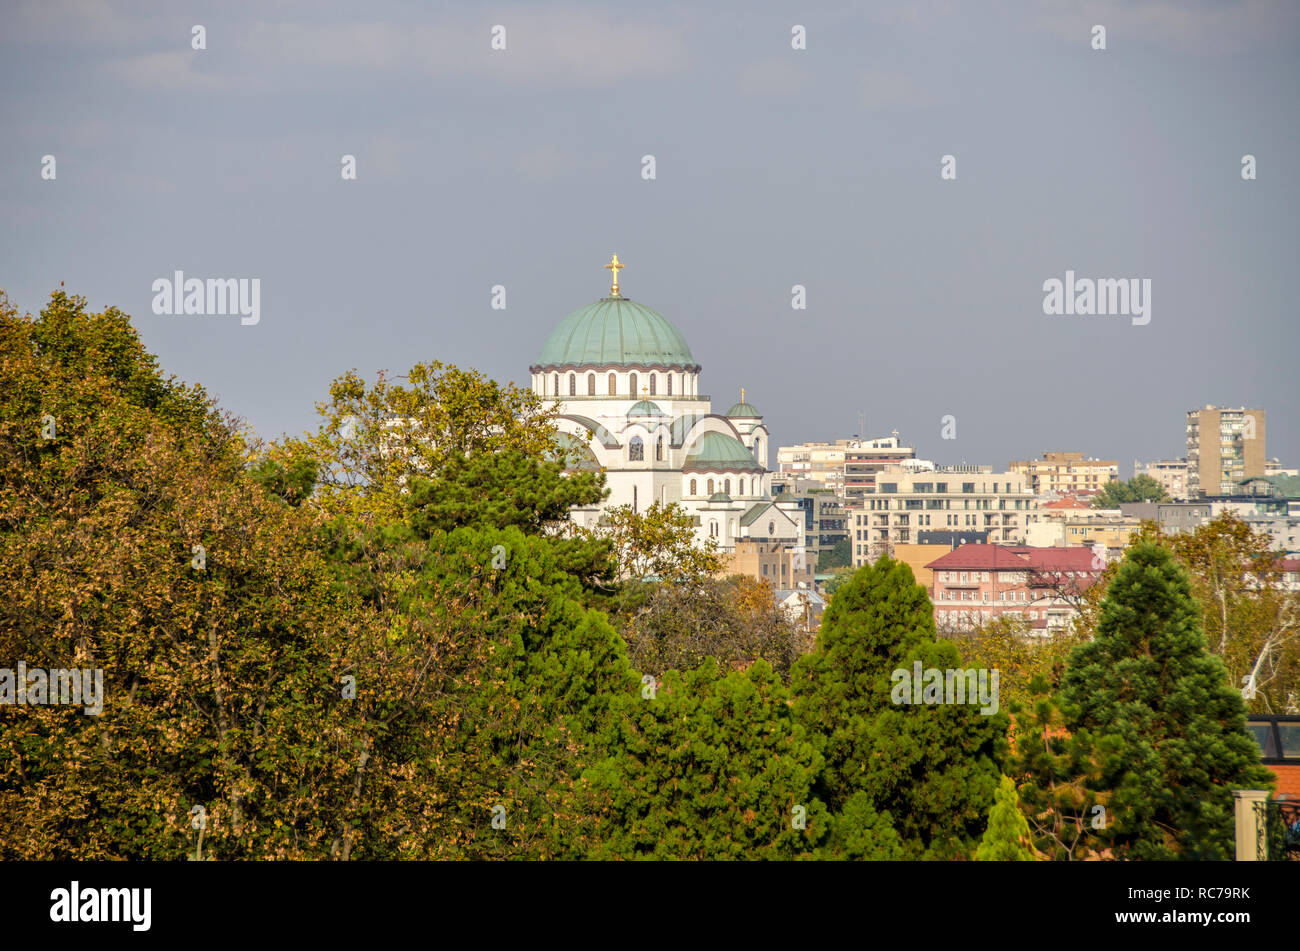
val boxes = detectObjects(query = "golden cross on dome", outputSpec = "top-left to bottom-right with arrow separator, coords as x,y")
740,387 -> 745,403
604,253 -> 624,297
641,386 -> 648,397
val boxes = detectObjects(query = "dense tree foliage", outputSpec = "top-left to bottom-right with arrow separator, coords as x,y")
791,557 -> 1008,858
5,287 -> 1281,862
1016,543 -> 1275,860
1091,474 -> 1168,508
614,574 -> 810,680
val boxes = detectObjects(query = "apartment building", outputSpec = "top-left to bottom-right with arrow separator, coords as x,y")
1118,501 -> 1213,535
849,465 -> 1038,566
1186,405 -> 1266,497
927,545 -> 1103,635
722,539 -> 815,590
1009,451 -> 1119,496
777,435 -> 916,501
766,478 -> 850,564
1141,458 -> 1190,500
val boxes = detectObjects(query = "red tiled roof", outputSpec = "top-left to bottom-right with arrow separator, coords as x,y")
925,545 -> 1032,571
1006,546 -> 1102,572
1042,497 -> 1090,509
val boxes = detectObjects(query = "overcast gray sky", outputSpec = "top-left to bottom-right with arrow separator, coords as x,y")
3,0 -> 1297,476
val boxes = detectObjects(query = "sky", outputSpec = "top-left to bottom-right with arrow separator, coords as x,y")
3,0 -> 1297,477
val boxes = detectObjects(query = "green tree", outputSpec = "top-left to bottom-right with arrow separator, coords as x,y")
1057,542 -> 1275,860
821,565 -> 856,599
581,659 -> 828,859
614,574 -> 809,680
975,775 -> 1035,861
791,556 -> 1008,858
1163,514 -> 1299,714
0,290 -> 376,859
599,501 -> 721,582
817,537 -> 852,571
297,362 -> 558,526
1091,474 -> 1168,508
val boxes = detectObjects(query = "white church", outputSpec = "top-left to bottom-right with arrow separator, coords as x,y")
528,255 -> 806,554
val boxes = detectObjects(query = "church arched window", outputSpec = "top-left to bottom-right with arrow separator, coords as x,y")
690,479 -> 697,496
724,479 -> 731,495
710,520 -> 718,538
553,373 -> 559,395
754,437 -> 762,461
629,437 -> 644,462
666,374 -> 672,396
608,373 -> 616,395
587,373 -> 595,395
656,437 -> 663,461
649,373 -> 656,396
739,479 -> 745,495
569,373 -> 576,396
707,478 -> 714,495
629,372 -> 638,397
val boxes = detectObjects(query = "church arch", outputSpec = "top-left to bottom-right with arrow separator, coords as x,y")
707,478 -> 715,494
608,372 -> 616,395
629,371 -> 638,396
724,478 -> 731,495
587,373 -> 595,395
629,436 -> 644,462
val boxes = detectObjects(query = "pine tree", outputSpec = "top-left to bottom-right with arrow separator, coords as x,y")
791,557 -> 1008,858
1059,542 -> 1275,860
975,776 -> 1035,860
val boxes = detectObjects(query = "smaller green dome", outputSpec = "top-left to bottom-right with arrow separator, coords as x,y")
629,400 -> 665,416
683,431 -> 764,473
708,491 -> 733,503
726,401 -> 761,418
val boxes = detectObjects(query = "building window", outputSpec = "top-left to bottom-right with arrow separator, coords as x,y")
553,373 -> 559,395
667,375 -> 673,396
740,479 -> 745,495
629,372 -> 638,396
649,373 -> 656,395
754,437 -> 762,461
690,479 -> 697,495
725,479 -> 731,495
629,437 -> 644,461
707,478 -> 715,494
568,373 -> 576,396
608,372 -> 616,395
656,437 -> 664,461
710,520 -> 718,537
768,521 -> 775,535
587,373 -> 596,395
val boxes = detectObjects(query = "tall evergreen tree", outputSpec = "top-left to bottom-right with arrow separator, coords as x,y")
975,776 -> 1035,860
791,558 -> 1008,858
1059,542 -> 1275,860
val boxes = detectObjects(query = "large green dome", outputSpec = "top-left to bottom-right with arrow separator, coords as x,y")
533,297 -> 697,370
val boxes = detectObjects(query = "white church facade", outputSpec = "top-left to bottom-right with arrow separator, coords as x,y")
529,255 -> 805,554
